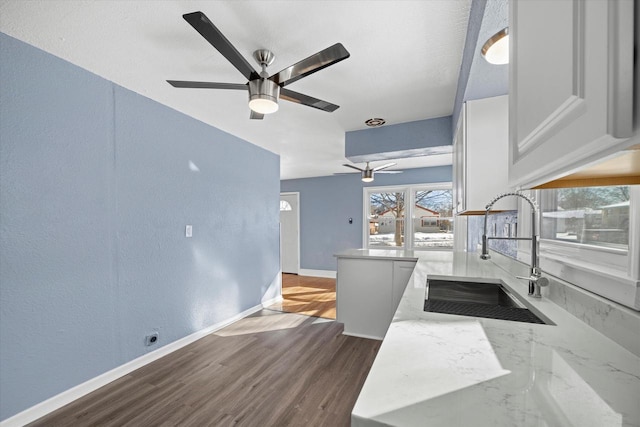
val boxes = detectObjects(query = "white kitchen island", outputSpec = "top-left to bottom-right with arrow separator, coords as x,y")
335,249 -> 640,427
336,250 -> 417,340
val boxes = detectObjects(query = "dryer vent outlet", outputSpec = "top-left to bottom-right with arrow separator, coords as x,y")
145,332 -> 159,346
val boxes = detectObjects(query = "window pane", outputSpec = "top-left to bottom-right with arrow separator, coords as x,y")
280,200 -> 292,211
368,191 -> 405,247
413,189 -> 454,249
541,186 -> 629,250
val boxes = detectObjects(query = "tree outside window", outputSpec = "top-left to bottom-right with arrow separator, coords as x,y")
541,186 -> 630,249
368,188 -> 453,248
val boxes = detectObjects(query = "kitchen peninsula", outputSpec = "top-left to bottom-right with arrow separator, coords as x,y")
335,249 -> 640,427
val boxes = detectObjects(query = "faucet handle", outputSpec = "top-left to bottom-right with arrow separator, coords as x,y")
516,275 -> 549,287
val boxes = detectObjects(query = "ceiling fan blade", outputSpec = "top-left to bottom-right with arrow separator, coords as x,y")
342,164 -> 365,172
167,81 -> 248,90
182,12 -> 259,81
270,43 -> 350,87
375,170 -> 403,174
250,110 -> 264,120
280,88 -> 339,112
372,162 -> 397,171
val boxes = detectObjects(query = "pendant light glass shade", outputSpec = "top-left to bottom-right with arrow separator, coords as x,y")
482,28 -> 509,65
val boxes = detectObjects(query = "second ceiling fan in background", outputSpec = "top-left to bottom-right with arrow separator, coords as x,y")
341,162 -> 402,182
167,11 -> 350,119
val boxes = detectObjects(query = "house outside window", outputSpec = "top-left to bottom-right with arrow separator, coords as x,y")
364,183 -> 454,250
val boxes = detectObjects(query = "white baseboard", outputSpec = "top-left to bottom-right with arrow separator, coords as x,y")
299,269 -> 337,279
0,299 -> 279,427
261,295 -> 283,307
342,330 -> 384,341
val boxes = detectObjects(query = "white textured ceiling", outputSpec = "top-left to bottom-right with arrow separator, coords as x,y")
0,0 -> 471,179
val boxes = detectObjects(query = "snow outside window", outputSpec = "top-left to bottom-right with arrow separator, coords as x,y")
364,183 -> 454,250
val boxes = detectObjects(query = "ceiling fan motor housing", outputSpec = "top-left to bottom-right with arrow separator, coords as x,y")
248,79 -> 280,114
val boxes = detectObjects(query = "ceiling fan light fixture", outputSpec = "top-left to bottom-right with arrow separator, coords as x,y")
361,170 -> 374,182
248,79 -> 280,114
249,97 -> 279,114
481,27 -> 509,65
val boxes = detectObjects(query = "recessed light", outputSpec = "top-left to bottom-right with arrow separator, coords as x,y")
365,118 -> 386,127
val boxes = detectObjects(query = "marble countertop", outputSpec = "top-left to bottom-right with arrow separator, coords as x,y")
336,250 -> 640,427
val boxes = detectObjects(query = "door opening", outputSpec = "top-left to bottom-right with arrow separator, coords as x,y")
280,192 -> 299,274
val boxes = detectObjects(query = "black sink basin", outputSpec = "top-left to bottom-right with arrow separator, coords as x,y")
424,279 -> 551,325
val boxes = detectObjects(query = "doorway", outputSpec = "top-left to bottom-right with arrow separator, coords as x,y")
280,192 -> 299,274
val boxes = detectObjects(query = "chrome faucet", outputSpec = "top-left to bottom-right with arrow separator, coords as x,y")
481,192 -> 549,298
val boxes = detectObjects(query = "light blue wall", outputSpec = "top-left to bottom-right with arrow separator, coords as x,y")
0,33 -> 280,421
452,0 -> 487,133
345,117 -> 452,162
463,0 -> 508,102
281,166 -> 452,271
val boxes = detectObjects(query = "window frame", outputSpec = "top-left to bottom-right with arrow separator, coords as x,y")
363,182 -> 454,251
516,186 -> 640,310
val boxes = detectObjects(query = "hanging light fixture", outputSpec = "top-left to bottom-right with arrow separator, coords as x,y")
248,79 -> 280,114
481,27 -> 509,65
361,169 -> 374,182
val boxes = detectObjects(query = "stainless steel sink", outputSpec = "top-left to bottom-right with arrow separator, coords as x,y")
424,279 -> 553,325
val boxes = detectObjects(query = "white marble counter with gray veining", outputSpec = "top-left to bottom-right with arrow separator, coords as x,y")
336,249 -> 640,427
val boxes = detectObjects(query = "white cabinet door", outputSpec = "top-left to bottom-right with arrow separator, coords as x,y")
453,96 -> 516,214
392,261 -> 417,312
509,0 -> 634,189
336,258 -> 393,340
453,104 -> 466,214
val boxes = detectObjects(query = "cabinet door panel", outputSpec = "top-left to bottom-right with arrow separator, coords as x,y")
337,259 -> 393,339
453,96 -> 516,214
453,104 -> 466,213
515,0 -> 576,143
509,0 -> 634,188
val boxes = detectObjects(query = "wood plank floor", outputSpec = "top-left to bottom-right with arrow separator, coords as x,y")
268,274 -> 336,319
28,310 -> 379,427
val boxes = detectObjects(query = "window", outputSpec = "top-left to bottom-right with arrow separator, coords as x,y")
364,183 -> 454,250
367,190 -> 406,248
280,200 -> 292,211
517,185 -> 639,310
541,186 -> 630,250
412,187 -> 454,249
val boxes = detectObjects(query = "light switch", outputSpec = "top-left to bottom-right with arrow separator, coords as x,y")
185,225 -> 193,238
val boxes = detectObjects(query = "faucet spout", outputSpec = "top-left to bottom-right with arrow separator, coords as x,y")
480,192 -> 547,298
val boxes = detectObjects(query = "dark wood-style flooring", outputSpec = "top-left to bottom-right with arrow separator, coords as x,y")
29,309 -> 379,427
268,274 -> 336,319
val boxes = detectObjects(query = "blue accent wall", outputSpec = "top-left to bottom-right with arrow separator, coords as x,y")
463,0 -> 508,102
451,0 -> 487,134
0,33 -> 280,421
281,166 -> 452,271
345,117 -> 452,162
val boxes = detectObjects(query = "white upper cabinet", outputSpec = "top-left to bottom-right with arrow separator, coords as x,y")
454,95 -> 516,214
509,0 -> 635,189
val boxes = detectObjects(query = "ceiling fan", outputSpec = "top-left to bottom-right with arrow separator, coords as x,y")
167,11 -> 350,120
341,162 -> 402,182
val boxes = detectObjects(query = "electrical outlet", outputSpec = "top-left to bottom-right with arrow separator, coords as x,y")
145,332 -> 159,346
185,225 -> 193,238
